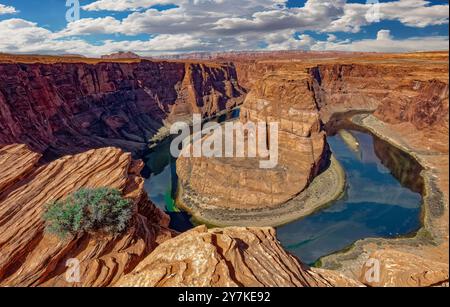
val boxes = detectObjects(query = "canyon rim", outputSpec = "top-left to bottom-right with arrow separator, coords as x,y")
0,0 -> 449,294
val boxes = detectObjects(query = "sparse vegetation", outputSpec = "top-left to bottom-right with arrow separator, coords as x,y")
43,188 -> 133,239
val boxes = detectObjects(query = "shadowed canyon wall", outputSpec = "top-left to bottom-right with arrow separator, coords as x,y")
0,61 -> 245,158
0,52 -> 448,287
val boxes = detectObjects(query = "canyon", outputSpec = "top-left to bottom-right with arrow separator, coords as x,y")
176,70 -> 329,212
0,51 -> 448,287
0,58 -> 245,158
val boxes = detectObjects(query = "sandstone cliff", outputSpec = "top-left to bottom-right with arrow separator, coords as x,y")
310,63 -> 449,135
176,70 -> 328,210
0,60 -> 245,158
0,145 -> 173,286
117,225 -> 362,287
375,79 -> 449,138
0,52 -> 448,288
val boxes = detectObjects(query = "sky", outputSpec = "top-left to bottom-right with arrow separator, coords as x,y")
0,0 -> 448,56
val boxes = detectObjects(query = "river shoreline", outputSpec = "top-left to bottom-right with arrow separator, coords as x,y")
317,113 -> 448,282
176,154 -> 346,228
144,110 -> 448,284
148,106 -> 242,148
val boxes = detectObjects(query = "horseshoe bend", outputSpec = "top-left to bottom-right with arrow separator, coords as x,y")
0,51 -> 448,288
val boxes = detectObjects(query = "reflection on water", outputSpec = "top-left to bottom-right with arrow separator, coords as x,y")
373,137 -> 424,194
142,109 -> 240,231
142,112 -> 424,264
277,130 -> 423,265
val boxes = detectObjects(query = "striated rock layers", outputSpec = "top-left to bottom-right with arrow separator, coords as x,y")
311,63 -> 449,134
177,71 -> 328,210
176,52 -> 449,212
117,225 -> 362,287
0,144 -> 173,286
0,60 -> 245,158
375,78 -> 449,140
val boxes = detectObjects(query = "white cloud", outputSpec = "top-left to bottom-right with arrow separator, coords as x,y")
0,3 -> 17,15
327,0 -> 449,33
327,34 -> 337,42
0,18 -> 206,56
264,31 -> 316,50
0,1 -> 448,56
312,29 -> 449,53
82,0 -> 176,12
56,17 -> 122,37
376,29 -> 392,41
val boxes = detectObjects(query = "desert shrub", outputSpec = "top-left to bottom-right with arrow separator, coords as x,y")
43,187 -> 133,239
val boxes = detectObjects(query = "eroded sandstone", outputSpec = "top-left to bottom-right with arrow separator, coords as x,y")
0,52 -> 448,288
117,225 -> 362,287
177,71 -> 329,211
0,146 -> 173,286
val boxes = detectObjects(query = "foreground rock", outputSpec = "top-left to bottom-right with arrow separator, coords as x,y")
0,144 -> 42,192
0,145 -> 173,286
117,226 -> 362,287
360,249 -> 449,287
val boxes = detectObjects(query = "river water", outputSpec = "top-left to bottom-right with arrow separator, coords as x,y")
142,113 -> 423,265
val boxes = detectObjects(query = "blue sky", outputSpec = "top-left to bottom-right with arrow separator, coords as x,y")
0,0 -> 448,56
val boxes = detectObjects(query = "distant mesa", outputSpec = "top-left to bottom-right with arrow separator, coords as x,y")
57,53 -> 86,58
101,51 -> 142,60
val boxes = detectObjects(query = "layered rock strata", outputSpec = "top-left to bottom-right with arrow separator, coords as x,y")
317,113 -> 449,287
176,71 -> 329,212
117,225 -> 362,287
0,145 -> 173,286
177,74 -> 328,209
0,60 -> 245,158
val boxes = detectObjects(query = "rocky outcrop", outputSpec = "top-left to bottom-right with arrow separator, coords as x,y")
375,79 -> 449,136
360,249 -> 449,287
0,144 -> 41,192
0,52 -> 448,288
101,52 -> 141,60
310,64 -> 387,117
0,60 -> 245,158
117,225 -> 362,287
0,145 -> 173,287
176,71 -> 328,212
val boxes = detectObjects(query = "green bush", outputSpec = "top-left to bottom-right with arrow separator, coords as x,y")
43,187 -> 133,239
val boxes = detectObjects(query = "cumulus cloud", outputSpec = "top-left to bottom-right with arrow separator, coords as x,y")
0,18 -> 206,56
82,0 -> 177,12
376,29 -> 392,41
0,0 -> 448,56
0,3 -> 17,15
312,29 -> 449,53
56,17 -> 122,37
264,31 -> 316,50
327,0 -> 449,33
